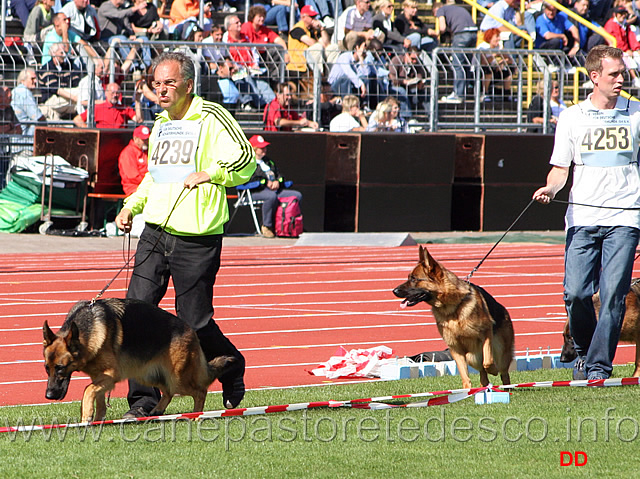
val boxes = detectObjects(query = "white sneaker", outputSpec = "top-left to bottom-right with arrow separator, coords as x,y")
322,16 -> 335,28
633,77 -> 640,89
440,93 -> 462,104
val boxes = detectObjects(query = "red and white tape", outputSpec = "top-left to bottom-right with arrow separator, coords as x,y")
0,377 -> 637,434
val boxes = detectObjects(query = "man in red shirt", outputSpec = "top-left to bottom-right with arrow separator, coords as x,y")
263,82 -> 318,131
118,124 -> 150,196
73,82 -> 143,128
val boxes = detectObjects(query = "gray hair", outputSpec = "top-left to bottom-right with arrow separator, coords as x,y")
151,51 -> 196,82
17,68 -> 36,84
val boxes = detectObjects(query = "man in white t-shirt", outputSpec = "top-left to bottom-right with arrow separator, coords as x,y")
533,45 -> 640,382
329,94 -> 368,132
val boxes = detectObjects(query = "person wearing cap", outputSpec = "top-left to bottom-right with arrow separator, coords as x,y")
115,51 -> 255,417
287,4 -> 339,75
246,134 -> 302,238
604,5 -> 640,88
264,82 -> 319,131
118,125 -> 150,197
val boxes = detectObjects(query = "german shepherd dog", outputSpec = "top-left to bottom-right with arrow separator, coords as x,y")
560,280 -> 640,377
43,298 -> 234,423
393,246 -> 515,389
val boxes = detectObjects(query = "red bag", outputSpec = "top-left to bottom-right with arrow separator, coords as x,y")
275,196 -> 303,237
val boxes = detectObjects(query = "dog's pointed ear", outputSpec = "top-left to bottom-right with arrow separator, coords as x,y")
43,320 -> 56,346
419,245 -> 435,270
64,322 -> 81,354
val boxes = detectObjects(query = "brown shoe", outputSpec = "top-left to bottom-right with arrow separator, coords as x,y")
261,225 -> 275,238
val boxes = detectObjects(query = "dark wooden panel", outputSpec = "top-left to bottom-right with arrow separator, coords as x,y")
358,185 -> 451,232
483,133 -> 555,184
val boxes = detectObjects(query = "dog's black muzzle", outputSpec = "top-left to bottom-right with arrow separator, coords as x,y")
45,375 -> 71,400
393,286 -> 433,307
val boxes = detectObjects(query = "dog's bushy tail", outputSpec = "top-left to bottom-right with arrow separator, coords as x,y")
207,356 -> 235,382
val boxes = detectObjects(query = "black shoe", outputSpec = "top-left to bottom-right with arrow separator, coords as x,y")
573,357 -> 586,380
223,374 -> 245,409
122,406 -> 152,419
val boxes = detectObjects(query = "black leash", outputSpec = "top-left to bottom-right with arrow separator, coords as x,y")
466,199 -> 535,282
552,199 -> 640,211
91,187 -> 191,303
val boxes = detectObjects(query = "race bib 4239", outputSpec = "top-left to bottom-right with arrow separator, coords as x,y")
148,120 -> 201,183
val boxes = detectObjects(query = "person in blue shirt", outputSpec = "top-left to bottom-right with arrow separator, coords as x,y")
11,68 -> 46,136
535,3 -> 580,57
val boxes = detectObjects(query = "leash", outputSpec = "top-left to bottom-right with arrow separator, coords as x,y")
551,199 -> 640,210
91,187 -> 191,303
466,199 -> 535,282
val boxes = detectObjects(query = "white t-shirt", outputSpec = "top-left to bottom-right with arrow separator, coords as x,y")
329,112 -> 361,132
550,95 -> 640,229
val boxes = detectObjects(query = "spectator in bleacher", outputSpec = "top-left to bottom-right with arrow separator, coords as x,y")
38,42 -> 82,121
479,0 -> 536,49
224,14 -> 276,110
130,0 -> 167,40
433,2 -> 478,104
604,5 -> 640,88
340,0 -> 376,51
73,82 -> 143,128
287,4 -> 339,75
0,87 -> 22,135
169,0 -> 211,31
478,27 -> 515,101
329,94 -> 368,132
240,5 -> 288,52
372,0 -> 411,50
98,0 -> 149,70
76,60 -> 106,115
9,0 -> 36,28
41,12 -> 97,66
215,57 -> 242,109
24,0 -> 55,42
11,68 -> 46,136
570,0 -> 606,54
252,0 -> 298,35
328,36 -> 370,102
535,3 -> 580,57
263,82 -> 319,131
388,46 -> 429,117
62,0 -> 101,42
394,0 -> 438,52
527,79 -> 565,133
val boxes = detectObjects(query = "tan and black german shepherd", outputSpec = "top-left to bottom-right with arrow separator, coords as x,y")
560,280 -> 640,377
393,246 -> 514,389
43,298 -> 234,423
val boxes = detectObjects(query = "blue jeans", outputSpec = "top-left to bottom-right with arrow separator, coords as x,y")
451,31 -> 477,97
564,225 -> 640,377
264,4 -> 295,33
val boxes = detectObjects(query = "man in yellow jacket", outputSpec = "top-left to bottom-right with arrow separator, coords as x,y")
116,51 -> 255,417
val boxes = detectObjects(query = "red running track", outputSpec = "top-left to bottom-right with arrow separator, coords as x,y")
0,243 -> 636,408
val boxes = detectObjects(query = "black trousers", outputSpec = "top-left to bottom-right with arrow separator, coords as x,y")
126,224 -> 244,410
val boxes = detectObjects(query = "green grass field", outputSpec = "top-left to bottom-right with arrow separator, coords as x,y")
2,366 -> 639,478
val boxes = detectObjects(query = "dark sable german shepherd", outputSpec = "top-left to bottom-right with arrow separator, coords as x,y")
560,280 -> 640,377
393,246 -> 514,389
43,298 -> 234,422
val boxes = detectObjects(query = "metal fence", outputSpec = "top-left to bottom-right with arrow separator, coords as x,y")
1,35 -> 597,140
